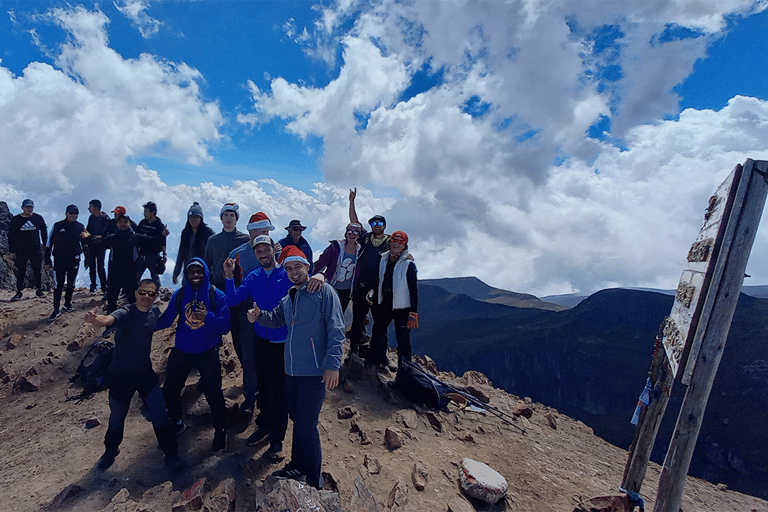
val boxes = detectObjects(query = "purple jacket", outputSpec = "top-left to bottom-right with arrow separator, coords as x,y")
314,240 -> 362,288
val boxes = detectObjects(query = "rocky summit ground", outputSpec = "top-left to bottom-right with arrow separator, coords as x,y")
0,287 -> 766,512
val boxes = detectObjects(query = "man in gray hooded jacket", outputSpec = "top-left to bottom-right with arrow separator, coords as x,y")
247,245 -> 344,489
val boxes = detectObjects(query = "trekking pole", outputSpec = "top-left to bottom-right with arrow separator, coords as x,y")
408,361 -> 526,434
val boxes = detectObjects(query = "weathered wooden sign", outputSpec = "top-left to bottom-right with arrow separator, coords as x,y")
661,164 -> 741,382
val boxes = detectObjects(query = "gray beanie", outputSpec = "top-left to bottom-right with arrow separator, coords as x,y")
188,201 -> 204,219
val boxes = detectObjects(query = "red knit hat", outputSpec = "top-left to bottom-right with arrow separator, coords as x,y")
247,212 -> 275,231
391,231 -> 408,244
278,245 -> 309,265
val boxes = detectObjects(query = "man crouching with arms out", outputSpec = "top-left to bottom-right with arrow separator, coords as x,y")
247,245 -> 345,489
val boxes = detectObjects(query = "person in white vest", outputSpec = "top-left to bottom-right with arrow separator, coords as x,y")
368,230 -> 418,375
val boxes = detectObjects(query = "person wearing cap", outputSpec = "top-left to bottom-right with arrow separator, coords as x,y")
134,201 -> 167,287
224,211 -> 280,418
8,199 -> 48,301
172,202 -> 215,285
84,199 -> 110,296
247,245 -> 345,488
278,220 -> 313,274
310,222 -> 362,313
44,205 -> 87,321
102,214 -> 166,333
347,188 -> 391,355
104,206 -> 137,236
157,257 -> 231,453
224,235 -> 292,459
368,230 -> 418,374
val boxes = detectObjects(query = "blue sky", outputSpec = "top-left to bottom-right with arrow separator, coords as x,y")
2,0 -> 768,295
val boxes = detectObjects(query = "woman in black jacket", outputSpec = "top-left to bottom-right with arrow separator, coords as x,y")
172,202 -> 215,284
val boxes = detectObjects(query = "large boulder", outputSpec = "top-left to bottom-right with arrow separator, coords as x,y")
458,458 -> 507,504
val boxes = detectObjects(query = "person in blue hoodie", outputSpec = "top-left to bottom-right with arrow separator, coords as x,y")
224,234 -> 293,460
157,257 -> 231,452
247,245 -> 345,489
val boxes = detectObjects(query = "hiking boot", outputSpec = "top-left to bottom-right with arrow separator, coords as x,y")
164,454 -> 184,472
11,291 -> 22,301
97,449 -> 119,469
212,428 -> 227,452
62,304 -> 74,313
36,289 -> 45,298
173,420 -> 186,436
266,443 -> 284,462
272,465 -> 306,482
47,309 -> 61,322
246,427 -> 270,446
102,326 -> 114,338
89,288 -> 98,296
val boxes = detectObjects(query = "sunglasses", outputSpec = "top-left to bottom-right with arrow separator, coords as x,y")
346,229 -> 360,235
291,227 -> 304,231
370,221 -> 385,227
137,289 -> 158,297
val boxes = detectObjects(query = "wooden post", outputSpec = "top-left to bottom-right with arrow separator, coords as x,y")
621,334 -> 675,492
653,159 -> 768,512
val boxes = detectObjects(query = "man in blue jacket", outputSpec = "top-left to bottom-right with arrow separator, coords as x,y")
224,235 -> 292,460
157,257 -> 231,452
247,245 -> 345,489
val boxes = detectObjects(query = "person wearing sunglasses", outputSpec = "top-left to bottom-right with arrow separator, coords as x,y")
83,279 -> 181,471
347,188 -> 391,356
278,220 -> 313,274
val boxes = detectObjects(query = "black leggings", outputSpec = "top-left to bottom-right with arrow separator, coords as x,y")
163,346 -> 227,430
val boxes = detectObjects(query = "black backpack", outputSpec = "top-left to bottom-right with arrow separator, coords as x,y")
70,340 -> 114,395
395,359 -> 451,411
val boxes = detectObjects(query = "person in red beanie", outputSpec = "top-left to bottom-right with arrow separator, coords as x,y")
368,230 -> 418,374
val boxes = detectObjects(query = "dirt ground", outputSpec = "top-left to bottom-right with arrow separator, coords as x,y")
0,287 -> 766,512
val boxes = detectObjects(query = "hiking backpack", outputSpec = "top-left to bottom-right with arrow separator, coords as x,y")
395,359 -> 452,411
70,340 -> 114,395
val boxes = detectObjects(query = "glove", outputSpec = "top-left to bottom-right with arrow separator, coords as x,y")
407,312 -> 418,329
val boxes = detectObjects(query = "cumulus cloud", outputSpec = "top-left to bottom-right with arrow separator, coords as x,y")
0,5 -> 222,204
240,0 -> 768,294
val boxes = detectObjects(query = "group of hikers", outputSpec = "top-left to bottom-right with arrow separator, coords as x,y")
6,190 -> 419,488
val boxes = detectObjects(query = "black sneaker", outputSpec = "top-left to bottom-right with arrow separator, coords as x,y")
173,420 -> 186,436
11,291 -> 22,301
246,427 -> 270,446
89,288 -> 98,296
47,309 -> 61,322
212,428 -> 227,452
36,289 -> 45,298
62,304 -> 74,313
272,465 -> 306,482
97,449 -> 119,469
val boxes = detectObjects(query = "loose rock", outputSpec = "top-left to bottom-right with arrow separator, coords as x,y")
411,463 -> 428,491
459,458 -> 507,504
386,481 -> 409,511
338,405 -> 359,420
384,427 -> 404,450
350,476 -> 380,512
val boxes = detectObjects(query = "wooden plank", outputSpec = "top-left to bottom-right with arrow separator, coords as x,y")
653,159 -> 768,512
661,165 -> 741,381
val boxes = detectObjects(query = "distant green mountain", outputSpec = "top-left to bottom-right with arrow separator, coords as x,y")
420,276 -> 565,311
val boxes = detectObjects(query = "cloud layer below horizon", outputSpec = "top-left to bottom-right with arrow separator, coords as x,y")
2,1 -> 768,296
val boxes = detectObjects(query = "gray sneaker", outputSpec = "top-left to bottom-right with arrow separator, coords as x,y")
11,291 -> 22,301
47,309 -> 61,322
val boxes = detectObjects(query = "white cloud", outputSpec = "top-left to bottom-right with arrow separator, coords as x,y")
240,0 -> 768,294
114,0 -> 162,38
0,5 -> 222,201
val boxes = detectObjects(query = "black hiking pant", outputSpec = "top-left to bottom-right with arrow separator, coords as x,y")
53,258 -> 79,309
14,244 -> 43,292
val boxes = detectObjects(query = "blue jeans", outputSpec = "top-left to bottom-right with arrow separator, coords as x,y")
285,375 -> 326,488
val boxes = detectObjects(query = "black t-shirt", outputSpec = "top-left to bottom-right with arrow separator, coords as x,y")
109,304 -> 162,371
358,231 -> 390,285
136,218 -> 166,255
